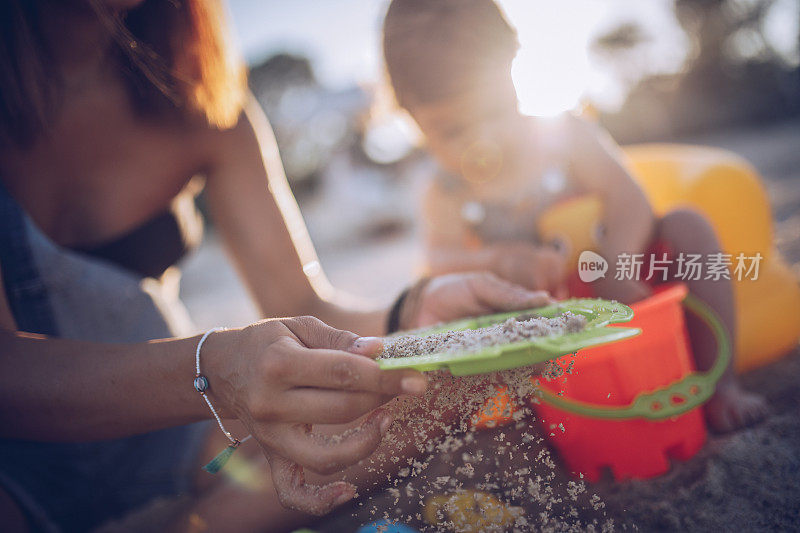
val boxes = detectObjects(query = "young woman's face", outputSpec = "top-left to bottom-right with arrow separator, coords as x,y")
409,83 -> 524,182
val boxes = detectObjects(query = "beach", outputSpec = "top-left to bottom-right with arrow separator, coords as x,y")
178,120 -> 800,531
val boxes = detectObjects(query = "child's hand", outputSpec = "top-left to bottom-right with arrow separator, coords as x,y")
488,242 -> 568,298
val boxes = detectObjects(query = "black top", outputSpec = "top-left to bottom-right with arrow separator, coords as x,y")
73,191 -> 203,279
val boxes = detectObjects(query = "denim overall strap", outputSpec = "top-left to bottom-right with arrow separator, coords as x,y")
0,180 -> 58,335
0,181 -> 210,533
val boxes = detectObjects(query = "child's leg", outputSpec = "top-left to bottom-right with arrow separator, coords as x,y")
658,208 -> 768,432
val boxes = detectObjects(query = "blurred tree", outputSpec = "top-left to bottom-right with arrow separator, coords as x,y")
247,53 -> 374,197
593,0 -> 800,141
591,22 -> 651,86
248,53 -> 316,108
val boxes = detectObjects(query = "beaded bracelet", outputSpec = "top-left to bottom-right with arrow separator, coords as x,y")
195,327 -> 251,473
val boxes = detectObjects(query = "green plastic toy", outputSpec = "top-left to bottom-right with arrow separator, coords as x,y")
377,298 -> 640,376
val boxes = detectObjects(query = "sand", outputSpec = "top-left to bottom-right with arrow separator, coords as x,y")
593,347 -> 800,531
382,312 -> 588,359
316,346 -> 800,532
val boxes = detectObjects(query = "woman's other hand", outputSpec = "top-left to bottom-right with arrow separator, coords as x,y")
406,271 -> 554,329
203,317 -> 427,515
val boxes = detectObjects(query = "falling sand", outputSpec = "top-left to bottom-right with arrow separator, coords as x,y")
320,312 -> 615,532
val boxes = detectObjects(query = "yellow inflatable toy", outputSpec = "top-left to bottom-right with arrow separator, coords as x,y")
423,490 -> 523,531
537,144 -> 800,372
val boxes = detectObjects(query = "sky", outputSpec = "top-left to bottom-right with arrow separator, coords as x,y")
226,0 -> 798,116
228,0 -> 388,88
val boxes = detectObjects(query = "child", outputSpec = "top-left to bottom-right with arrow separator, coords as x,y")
382,0 -> 767,431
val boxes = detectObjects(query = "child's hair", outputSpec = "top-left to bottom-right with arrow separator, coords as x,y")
383,0 -> 519,109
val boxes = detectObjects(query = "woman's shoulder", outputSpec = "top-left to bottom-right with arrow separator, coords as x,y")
197,95 -> 277,170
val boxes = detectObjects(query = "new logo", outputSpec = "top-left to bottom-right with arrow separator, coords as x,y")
578,250 -> 608,283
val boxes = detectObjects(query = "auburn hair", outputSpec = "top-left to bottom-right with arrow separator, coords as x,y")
383,0 -> 519,109
0,0 -> 245,148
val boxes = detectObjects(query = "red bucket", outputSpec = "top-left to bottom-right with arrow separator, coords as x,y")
533,283 -> 707,481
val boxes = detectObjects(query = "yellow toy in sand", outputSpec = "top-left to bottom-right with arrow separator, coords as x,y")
537,144 -> 800,372
423,490 -> 523,531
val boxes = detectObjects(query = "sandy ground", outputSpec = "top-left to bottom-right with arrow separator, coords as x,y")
177,120 -> 800,532
305,347 -> 800,532
595,351 -> 800,531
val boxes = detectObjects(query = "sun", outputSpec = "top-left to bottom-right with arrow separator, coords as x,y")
500,0 -> 604,117
511,47 -> 590,117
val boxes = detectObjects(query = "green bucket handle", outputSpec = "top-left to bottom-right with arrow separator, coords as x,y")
535,293 -> 729,420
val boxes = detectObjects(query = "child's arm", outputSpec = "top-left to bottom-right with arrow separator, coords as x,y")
421,180 -> 483,272
422,182 -> 567,295
566,116 -> 655,302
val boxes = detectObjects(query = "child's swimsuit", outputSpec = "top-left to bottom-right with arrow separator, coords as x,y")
436,162 -> 579,248
434,145 -> 673,298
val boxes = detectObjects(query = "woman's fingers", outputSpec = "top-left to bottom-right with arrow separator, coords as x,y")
283,389 -> 394,424
267,455 -> 356,515
281,344 -> 428,396
253,410 -> 392,513
347,336 -> 384,356
269,409 -> 392,476
467,272 -> 554,311
283,316 -> 383,356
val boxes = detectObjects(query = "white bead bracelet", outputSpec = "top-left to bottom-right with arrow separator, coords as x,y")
194,327 -> 251,473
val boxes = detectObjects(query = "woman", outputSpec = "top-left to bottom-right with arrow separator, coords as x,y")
0,0 -> 551,531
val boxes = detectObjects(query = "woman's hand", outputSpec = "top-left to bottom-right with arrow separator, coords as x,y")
203,317 -> 427,515
487,242 -> 568,297
404,271 -> 555,330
